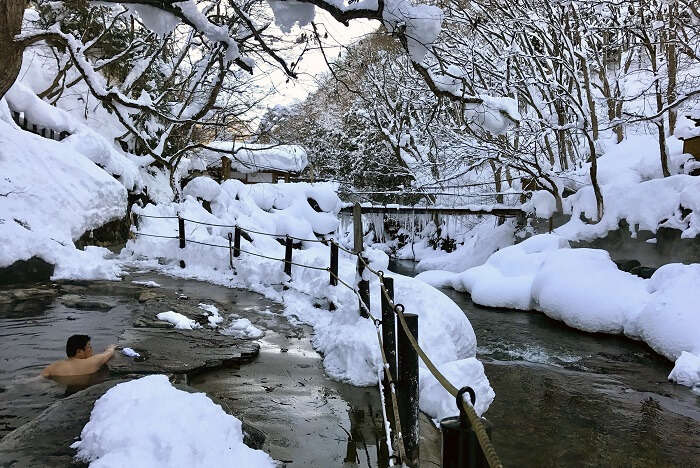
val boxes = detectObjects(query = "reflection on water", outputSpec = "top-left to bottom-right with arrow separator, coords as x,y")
390,258 -> 700,467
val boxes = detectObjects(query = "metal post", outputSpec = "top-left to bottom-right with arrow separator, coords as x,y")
358,279 -> 370,318
32,124 -> 37,134
178,216 -> 186,268
381,277 -> 397,438
41,128 -> 46,138
440,415 -> 493,468
23,115 -> 28,129
50,129 -> 55,140
330,240 -> 338,286
233,226 -> 241,257
12,111 -> 19,124
228,232 -> 234,269
284,236 -> 293,277
397,313 -> 419,467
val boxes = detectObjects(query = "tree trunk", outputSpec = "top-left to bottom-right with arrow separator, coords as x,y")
0,0 -> 24,100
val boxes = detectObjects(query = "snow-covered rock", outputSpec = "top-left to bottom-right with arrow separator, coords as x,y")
71,375 -> 275,467
156,311 -> 201,330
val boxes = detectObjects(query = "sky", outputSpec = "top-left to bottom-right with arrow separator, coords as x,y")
256,9 -> 380,109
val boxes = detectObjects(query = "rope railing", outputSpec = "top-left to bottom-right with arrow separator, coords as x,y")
130,211 -> 502,467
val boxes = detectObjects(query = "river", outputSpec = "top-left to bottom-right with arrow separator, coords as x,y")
390,258 -> 700,467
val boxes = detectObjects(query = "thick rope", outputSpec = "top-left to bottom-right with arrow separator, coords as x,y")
394,304 -> 503,468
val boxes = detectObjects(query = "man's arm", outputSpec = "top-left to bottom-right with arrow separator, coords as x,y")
40,363 -> 53,377
85,345 -> 117,372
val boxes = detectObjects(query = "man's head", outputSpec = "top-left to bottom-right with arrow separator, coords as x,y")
66,335 -> 92,359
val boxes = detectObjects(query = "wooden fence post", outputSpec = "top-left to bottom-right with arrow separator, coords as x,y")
284,236 -> 293,277
358,279 -> 370,318
234,227 -> 241,257
398,313 -> 419,467
221,156 -> 231,182
381,277 -> 397,440
228,232 -> 234,269
353,202 -> 363,255
178,215 -> 186,268
329,240 -> 338,286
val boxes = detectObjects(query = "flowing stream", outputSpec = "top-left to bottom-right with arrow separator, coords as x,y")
390,258 -> 700,467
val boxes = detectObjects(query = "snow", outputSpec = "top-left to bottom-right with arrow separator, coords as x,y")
156,311 -> 201,330
267,0 -> 315,34
419,358 -> 494,420
382,1 -> 442,63
198,303 -> 224,327
124,4 -> 180,36
183,177 -> 221,202
131,280 -> 161,288
71,375 -> 275,467
173,1 -> 240,62
221,318 -> 264,339
418,234 -> 700,389
668,352 -> 700,389
121,347 -> 141,358
194,142 -> 308,174
415,219 -> 515,273
527,191 -> 557,219
0,113 -> 126,280
124,182 -> 494,415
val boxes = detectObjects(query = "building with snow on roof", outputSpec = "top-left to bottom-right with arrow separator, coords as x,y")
188,141 -> 308,184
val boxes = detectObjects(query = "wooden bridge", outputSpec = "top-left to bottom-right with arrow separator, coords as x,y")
339,203 -> 525,218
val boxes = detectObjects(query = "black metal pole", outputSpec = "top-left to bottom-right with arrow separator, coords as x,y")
358,279 -> 370,318
234,226 -> 241,257
397,313 -> 419,467
381,277 -> 397,438
440,416 -> 492,468
330,240 -> 338,286
178,216 -> 186,268
284,236 -> 293,277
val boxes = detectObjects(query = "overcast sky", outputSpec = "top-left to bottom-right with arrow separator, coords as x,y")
256,9 -> 380,109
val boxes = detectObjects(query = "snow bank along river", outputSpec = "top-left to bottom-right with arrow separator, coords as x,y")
391,259 -> 700,467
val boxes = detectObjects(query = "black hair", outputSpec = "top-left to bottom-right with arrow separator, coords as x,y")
66,335 -> 91,357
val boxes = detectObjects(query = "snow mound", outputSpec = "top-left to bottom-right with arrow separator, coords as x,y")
71,375 -> 275,467
0,115 -> 126,280
418,234 -> 700,390
156,311 -> 201,330
419,358 -> 494,419
183,176 -> 221,202
221,318 -> 264,339
416,219 -> 515,273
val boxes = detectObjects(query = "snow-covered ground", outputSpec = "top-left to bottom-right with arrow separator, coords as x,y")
122,178 -> 495,418
71,375 -> 275,467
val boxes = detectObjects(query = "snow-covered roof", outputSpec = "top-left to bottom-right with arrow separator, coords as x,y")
195,142 -> 308,174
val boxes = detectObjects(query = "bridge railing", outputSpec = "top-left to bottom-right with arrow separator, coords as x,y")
130,210 -> 503,468
11,111 -> 70,141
